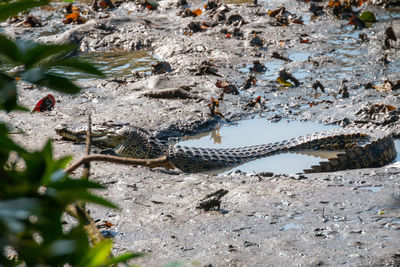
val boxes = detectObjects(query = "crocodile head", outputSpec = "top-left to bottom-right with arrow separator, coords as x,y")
55,122 -> 167,159
55,122 -> 130,149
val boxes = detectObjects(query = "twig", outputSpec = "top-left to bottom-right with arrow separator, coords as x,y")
65,154 -> 174,174
66,204 -> 105,245
81,113 -> 92,180
67,114 -> 108,248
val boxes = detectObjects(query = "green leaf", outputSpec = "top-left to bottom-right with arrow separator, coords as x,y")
76,239 -> 113,267
0,123 -> 27,153
11,104 -> 29,112
0,0 -> 49,22
59,190 -> 119,209
104,252 -> 144,265
22,43 -> 76,69
0,135 -> 27,154
31,72 -> 81,94
48,240 -> 80,257
360,11 -> 376,23
50,179 -> 105,190
0,198 -> 40,233
22,68 -> 46,83
0,75 -> 18,112
48,58 -> 104,77
0,35 -> 20,62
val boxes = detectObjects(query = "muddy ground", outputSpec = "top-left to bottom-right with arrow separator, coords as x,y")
1,0 -> 400,265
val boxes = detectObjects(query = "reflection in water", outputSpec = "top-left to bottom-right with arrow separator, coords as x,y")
210,127 -> 222,144
178,119 -> 341,174
50,50 -> 157,81
177,119 -> 399,175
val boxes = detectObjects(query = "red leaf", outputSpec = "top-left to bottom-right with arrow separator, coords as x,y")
32,94 -> 55,112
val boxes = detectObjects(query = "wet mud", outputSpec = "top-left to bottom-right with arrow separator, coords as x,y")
1,0 -> 400,265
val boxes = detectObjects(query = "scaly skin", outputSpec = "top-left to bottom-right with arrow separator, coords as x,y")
55,123 -> 397,173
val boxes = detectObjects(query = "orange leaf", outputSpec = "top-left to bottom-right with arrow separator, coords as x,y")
193,8 -> 202,16
347,15 -> 356,25
210,97 -> 219,107
99,222 -> 113,228
328,0 -> 340,7
291,19 -> 303,25
65,12 -> 79,20
226,33 -> 231,38
71,6 -> 79,12
213,110 -> 224,117
204,4 -> 207,9
385,104 -> 397,111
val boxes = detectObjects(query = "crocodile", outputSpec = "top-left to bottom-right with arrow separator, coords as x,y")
55,122 -> 397,173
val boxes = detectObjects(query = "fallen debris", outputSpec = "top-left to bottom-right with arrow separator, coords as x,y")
152,62 -> 172,74
194,61 -> 221,76
312,80 -> 325,93
141,87 -> 196,99
196,189 -> 229,211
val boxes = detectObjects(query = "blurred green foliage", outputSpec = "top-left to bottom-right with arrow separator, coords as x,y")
0,1 -> 139,266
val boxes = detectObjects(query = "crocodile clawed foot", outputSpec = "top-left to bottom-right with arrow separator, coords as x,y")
100,148 -> 117,156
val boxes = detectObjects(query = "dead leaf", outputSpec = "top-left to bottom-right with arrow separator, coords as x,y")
373,80 -> 393,92
215,80 -> 239,95
268,7 -> 285,17
291,18 -> 303,24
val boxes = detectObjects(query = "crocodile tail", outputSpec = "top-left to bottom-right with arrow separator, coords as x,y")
168,128 -> 396,173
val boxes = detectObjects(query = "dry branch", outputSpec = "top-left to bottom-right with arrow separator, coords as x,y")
81,113 -> 92,179
66,204 -> 105,245
65,154 -> 174,174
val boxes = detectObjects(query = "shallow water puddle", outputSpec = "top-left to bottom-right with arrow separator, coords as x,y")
357,186 -> 382,193
177,119 -> 400,175
177,119 -> 341,174
50,50 -> 157,81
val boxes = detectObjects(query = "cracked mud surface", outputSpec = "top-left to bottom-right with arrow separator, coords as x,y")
1,0 -> 400,265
